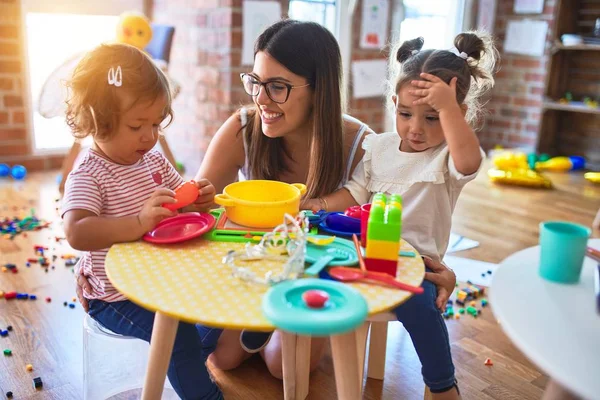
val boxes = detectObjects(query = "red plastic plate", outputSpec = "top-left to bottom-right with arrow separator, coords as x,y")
143,212 -> 216,244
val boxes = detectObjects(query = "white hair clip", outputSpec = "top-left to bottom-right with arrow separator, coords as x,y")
107,66 -> 122,87
411,49 -> 419,55
449,47 -> 468,60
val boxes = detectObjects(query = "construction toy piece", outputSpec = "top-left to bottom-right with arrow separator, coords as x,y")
6,391 -> 13,398
4,292 -> 17,300
365,193 -> 402,276
0,330 -> 8,337
4,349 -> 12,356
459,308 -> 465,314
26,364 -> 33,372
163,180 -> 199,211
302,289 -> 330,309
45,297 -> 51,303
481,299 -> 489,307
33,376 -> 43,389
484,358 -> 493,366
69,303 -> 75,309
6,326 -> 12,331
30,295 -> 37,300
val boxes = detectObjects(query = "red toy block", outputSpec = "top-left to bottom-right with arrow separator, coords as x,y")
364,257 -> 398,277
4,291 -> 17,300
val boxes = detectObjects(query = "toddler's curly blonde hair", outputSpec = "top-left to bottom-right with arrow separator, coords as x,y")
65,43 -> 173,140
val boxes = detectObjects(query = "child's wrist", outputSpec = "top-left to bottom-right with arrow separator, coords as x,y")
318,197 -> 329,212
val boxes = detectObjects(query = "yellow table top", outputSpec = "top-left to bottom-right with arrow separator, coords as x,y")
105,238 -> 424,330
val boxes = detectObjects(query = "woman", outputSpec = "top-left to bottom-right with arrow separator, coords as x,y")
75,18 -> 457,390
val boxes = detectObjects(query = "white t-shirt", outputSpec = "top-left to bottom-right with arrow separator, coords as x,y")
344,132 -> 484,261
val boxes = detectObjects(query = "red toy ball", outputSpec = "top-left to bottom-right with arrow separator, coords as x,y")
302,289 -> 330,309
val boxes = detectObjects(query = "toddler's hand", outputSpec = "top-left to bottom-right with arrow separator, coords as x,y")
423,256 -> 456,312
137,188 -> 177,232
409,73 -> 461,114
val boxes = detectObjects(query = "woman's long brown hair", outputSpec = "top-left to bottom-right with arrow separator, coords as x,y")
241,20 -> 344,199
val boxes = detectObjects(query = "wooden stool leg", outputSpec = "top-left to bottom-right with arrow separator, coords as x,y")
330,330 -> 361,400
281,332 -> 310,400
367,321 -> 388,380
141,311 -> 179,400
424,386 -> 433,400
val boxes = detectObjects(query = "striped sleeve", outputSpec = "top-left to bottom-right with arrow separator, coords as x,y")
162,154 -> 185,190
61,170 -> 103,217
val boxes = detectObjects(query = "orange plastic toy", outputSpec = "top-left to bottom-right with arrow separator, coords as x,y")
163,181 -> 198,211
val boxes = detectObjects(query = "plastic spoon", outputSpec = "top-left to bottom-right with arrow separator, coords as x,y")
328,266 -> 424,294
304,248 -> 349,276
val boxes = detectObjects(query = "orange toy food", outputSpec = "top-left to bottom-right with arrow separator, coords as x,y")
163,181 -> 199,211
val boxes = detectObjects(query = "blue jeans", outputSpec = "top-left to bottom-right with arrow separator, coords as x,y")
394,272 -> 456,391
88,299 -> 224,400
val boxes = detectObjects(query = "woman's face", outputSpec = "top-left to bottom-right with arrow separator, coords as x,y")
250,51 -> 313,139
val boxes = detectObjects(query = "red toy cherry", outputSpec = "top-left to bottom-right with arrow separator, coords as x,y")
302,289 -> 330,309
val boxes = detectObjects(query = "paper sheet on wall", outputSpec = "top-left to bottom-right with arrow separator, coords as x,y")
351,59 -> 387,99
514,0 -> 545,14
504,19 -> 548,56
360,0 -> 389,49
242,1 -> 281,65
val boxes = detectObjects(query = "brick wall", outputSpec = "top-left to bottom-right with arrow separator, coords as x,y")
346,1 -> 389,134
152,0 -> 287,175
0,0 -> 62,171
479,0 -> 556,150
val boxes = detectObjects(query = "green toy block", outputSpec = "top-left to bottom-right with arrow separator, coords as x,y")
367,193 -> 402,242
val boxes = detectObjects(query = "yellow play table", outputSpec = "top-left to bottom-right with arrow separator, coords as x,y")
105,238 -> 424,400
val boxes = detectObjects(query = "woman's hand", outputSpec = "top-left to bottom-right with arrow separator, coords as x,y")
183,179 -> 216,212
423,257 -> 456,312
300,198 -> 325,212
75,273 -> 92,312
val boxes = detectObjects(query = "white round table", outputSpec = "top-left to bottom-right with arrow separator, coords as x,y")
491,238 -> 600,400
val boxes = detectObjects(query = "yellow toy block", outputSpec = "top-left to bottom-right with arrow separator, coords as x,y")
365,239 -> 400,262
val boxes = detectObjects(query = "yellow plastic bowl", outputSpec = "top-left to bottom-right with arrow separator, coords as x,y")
214,180 -> 307,228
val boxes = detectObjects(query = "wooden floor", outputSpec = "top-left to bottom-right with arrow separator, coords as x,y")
0,165 -> 598,400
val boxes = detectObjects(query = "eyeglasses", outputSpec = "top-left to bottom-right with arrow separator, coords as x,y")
240,73 -> 310,104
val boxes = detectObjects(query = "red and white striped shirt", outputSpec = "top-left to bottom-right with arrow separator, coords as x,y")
61,149 -> 184,302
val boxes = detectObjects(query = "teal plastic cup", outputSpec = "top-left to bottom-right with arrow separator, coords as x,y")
539,221 -> 591,283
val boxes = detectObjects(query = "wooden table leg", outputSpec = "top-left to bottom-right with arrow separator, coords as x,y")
367,321 -> 388,379
281,331 -> 310,400
355,322 -> 370,389
141,311 -> 179,400
330,330 -> 361,400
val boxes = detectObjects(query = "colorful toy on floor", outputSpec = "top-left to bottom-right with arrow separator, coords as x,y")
261,278 -> 368,336
364,193 -> 402,276
0,164 -> 27,180
535,156 -> 585,172
163,181 -> 198,211
584,172 -> 600,184
1,211 -> 50,240
487,168 -> 552,189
